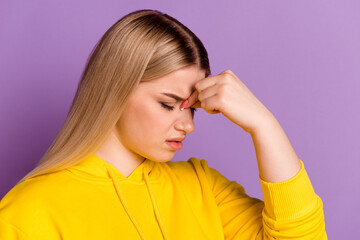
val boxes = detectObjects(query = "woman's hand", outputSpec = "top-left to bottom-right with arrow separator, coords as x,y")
182,70 -> 277,135
182,69 -> 302,183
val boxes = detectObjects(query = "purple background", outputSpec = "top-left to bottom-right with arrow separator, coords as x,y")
1,0 -> 359,238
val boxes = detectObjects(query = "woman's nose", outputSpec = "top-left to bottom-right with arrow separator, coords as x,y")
174,109 -> 195,134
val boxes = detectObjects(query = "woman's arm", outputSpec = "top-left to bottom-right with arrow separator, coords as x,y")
184,69 -> 327,239
250,116 -> 301,183
185,69 -> 301,182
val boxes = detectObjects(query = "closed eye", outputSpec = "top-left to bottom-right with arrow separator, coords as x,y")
160,102 -> 197,112
160,102 -> 175,111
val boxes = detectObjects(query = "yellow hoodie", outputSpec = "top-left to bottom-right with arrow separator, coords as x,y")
0,154 -> 327,239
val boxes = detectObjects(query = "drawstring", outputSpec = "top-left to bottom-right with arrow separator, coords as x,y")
106,165 -> 168,240
107,167 -> 146,240
143,171 -> 168,240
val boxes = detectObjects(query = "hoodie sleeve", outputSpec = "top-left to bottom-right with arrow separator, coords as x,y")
0,217 -> 32,240
199,159 -> 327,239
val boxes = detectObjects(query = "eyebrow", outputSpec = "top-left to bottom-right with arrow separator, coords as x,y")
161,93 -> 186,102
161,87 -> 196,102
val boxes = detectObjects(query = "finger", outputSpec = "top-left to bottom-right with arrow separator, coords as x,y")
180,89 -> 199,110
200,95 -> 221,114
190,100 -> 202,109
182,75 -> 219,109
195,74 -> 218,92
197,83 -> 218,103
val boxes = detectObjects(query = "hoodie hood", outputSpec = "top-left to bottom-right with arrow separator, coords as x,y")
67,153 -> 168,240
67,153 -> 158,181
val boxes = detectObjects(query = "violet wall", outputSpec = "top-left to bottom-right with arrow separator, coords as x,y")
1,0 -> 359,238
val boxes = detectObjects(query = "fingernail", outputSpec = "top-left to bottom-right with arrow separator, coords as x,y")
180,99 -> 189,111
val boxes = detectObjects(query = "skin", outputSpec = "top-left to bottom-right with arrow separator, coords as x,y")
95,64 -> 205,177
183,69 -> 301,182
96,63 -> 301,183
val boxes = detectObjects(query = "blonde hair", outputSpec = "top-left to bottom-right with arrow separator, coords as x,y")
16,9 -> 211,185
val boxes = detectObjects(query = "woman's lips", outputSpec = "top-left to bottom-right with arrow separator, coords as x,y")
166,136 -> 186,142
165,141 -> 183,150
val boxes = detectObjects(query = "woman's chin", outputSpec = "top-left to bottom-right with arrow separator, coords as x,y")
146,153 -> 175,163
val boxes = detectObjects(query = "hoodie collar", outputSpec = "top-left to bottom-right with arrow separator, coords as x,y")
67,153 -> 168,239
68,153 -> 157,183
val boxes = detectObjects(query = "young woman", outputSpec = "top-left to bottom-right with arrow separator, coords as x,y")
0,9 -> 327,239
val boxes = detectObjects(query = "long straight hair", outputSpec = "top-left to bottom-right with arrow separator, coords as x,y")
16,9 -> 211,185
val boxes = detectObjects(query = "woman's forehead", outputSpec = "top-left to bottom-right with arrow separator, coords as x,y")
139,66 -> 205,95
140,77 -> 199,92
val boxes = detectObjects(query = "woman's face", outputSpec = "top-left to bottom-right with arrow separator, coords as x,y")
115,64 -> 206,163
